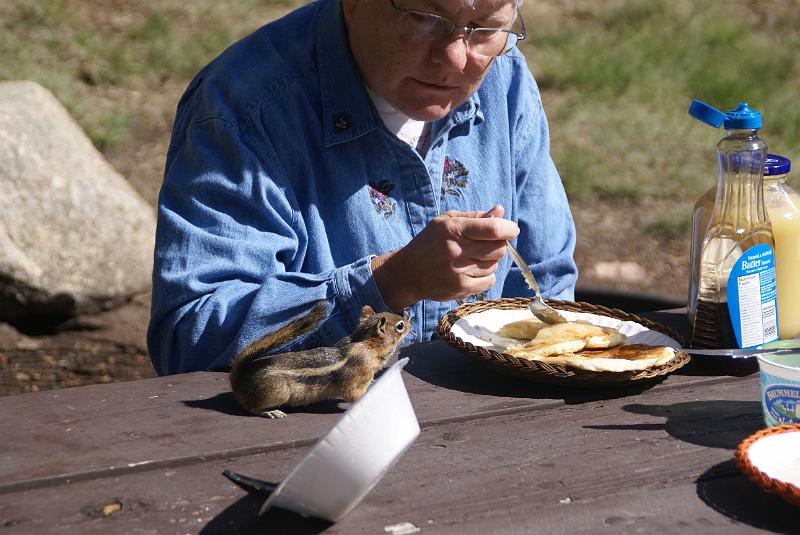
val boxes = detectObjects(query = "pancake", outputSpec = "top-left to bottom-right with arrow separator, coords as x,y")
497,317 -> 548,340
532,321 -> 627,349
502,320 -> 627,359
505,337 -> 590,359
499,317 -> 674,372
542,344 -> 677,372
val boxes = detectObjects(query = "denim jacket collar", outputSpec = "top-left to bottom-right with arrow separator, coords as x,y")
315,0 -> 482,148
431,91 -> 483,145
315,0 -> 379,147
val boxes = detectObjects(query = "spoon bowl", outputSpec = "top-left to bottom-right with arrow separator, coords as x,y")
505,241 -> 568,324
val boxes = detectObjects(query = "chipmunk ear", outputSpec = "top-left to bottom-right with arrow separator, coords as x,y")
377,316 -> 387,334
359,305 -> 375,322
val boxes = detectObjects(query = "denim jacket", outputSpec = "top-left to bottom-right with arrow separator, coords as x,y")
148,0 -> 578,374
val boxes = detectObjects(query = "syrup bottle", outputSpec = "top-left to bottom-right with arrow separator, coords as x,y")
687,156 -> 795,331
688,101 -> 779,357
687,185 -> 715,326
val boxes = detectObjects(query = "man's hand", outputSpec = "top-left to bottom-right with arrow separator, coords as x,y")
372,204 -> 519,311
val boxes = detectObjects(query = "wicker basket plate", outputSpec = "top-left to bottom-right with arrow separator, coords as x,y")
736,425 -> 800,507
436,298 -> 690,387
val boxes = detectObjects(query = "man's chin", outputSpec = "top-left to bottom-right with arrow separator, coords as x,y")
401,102 -> 456,122
387,83 -> 471,121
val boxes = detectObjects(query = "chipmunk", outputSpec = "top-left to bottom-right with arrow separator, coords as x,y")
229,302 -> 410,419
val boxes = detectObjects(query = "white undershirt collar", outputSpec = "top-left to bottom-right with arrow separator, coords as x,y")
365,86 -> 430,152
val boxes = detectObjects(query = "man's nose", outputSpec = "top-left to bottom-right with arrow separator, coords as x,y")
432,32 -> 469,72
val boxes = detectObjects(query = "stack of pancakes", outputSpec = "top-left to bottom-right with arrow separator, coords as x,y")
499,318 -> 675,372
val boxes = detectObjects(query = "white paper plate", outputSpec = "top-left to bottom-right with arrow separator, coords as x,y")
260,358 -> 420,521
747,431 -> 800,487
737,425 -> 800,507
450,308 -> 682,353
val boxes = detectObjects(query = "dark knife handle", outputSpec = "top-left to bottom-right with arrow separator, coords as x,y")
223,469 -> 278,496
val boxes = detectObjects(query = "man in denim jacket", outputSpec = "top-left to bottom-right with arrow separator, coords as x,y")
148,0 -> 578,374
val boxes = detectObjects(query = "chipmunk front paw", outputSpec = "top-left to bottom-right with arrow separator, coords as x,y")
263,409 -> 287,419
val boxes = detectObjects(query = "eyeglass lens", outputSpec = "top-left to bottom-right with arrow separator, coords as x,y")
395,8 -> 519,56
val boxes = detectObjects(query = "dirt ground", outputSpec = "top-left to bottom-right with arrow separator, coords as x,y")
0,292 -> 155,395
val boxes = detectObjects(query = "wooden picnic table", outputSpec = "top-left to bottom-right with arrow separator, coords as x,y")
0,309 -> 796,534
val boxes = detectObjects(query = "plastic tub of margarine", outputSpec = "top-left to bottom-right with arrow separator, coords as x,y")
757,341 -> 800,427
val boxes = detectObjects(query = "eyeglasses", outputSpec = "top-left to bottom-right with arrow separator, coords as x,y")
387,0 -> 526,57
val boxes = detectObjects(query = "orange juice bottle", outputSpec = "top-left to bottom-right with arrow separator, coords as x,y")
763,155 -> 800,339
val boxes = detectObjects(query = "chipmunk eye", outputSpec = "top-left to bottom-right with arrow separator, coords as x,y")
394,321 -> 406,333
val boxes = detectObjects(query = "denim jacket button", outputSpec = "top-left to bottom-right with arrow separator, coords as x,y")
333,112 -> 351,132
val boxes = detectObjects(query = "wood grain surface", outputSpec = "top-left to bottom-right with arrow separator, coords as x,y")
1,330 -> 795,534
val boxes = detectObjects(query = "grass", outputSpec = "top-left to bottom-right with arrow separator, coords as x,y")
0,0 -> 302,150
1,0 -> 797,239
522,0 -> 800,224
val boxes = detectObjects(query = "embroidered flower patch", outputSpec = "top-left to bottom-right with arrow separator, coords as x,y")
368,180 -> 397,219
441,157 -> 469,199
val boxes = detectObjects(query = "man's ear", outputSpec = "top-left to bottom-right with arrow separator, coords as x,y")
359,305 -> 375,321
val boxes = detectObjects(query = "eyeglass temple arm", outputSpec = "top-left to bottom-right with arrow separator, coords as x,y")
515,8 -> 526,40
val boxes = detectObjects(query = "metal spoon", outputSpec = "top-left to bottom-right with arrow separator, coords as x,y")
505,240 -> 567,324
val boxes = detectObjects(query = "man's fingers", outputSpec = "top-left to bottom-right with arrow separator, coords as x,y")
464,264 -> 499,279
451,256 -> 501,271
457,217 -> 519,241
482,204 -> 504,219
455,274 -> 497,298
444,204 -> 504,219
450,242 -> 507,267
444,209 -> 490,219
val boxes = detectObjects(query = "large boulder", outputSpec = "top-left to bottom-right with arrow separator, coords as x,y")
0,80 -> 156,323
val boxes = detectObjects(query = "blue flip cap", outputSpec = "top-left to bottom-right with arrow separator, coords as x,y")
689,99 -> 762,129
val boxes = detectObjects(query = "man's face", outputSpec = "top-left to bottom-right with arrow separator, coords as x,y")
343,0 -> 516,121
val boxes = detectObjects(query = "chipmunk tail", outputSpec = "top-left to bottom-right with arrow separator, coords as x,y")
231,301 -> 329,369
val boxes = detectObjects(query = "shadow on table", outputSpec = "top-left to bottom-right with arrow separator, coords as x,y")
183,393 -> 346,417
642,309 -> 762,378
200,492 -> 331,535
583,400 -> 763,449
401,341 -> 664,404
585,399 -> 798,528
696,459 -> 798,533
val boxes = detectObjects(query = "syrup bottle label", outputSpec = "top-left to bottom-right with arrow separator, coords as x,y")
726,244 -> 779,348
